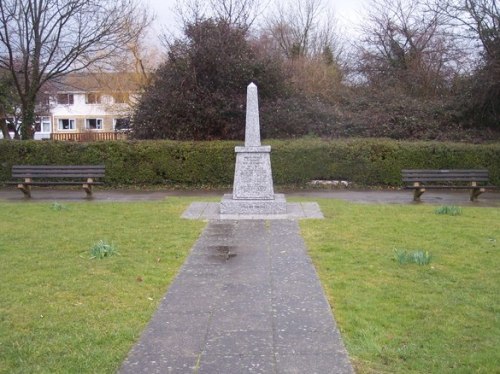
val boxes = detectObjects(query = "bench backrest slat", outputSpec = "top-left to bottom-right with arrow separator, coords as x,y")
12,165 -> 105,179
402,169 -> 489,183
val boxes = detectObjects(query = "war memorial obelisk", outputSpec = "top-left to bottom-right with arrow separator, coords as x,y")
220,83 -> 287,215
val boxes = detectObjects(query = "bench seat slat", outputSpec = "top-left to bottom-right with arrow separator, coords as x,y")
403,179 -> 489,182
12,173 -> 106,178
402,169 -> 489,183
404,185 -> 496,190
13,167 -> 104,169
402,172 -> 488,175
11,165 -> 105,179
402,169 -> 488,173
12,167 -> 105,171
13,165 -> 105,169
402,173 -> 489,176
402,174 -> 489,178
402,171 -> 488,175
6,182 -> 104,186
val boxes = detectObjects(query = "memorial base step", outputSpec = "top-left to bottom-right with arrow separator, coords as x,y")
220,193 -> 287,215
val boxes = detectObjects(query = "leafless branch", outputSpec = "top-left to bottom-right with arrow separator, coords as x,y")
0,0 -> 151,138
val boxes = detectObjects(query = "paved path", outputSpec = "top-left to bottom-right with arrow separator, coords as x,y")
0,187 -> 498,207
119,219 -> 353,374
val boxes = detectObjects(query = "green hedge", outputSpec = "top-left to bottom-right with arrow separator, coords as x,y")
1,138 -> 499,186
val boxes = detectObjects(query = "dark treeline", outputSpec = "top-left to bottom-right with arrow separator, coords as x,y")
132,0 -> 500,142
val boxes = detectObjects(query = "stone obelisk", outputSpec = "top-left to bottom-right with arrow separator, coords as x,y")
220,83 -> 286,215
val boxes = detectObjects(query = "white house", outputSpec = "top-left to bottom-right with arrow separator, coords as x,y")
1,73 -> 139,140
48,73 -> 139,140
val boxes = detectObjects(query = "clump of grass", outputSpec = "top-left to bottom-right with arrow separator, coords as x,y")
50,202 -> 67,211
90,240 -> 118,259
393,248 -> 432,265
435,205 -> 462,216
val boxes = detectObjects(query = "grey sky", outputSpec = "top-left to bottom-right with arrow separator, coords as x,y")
145,0 -> 369,39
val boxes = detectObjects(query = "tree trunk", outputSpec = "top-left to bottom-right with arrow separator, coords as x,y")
0,119 -> 11,139
20,102 -> 36,140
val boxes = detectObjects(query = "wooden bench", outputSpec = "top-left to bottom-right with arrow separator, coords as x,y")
402,169 -> 496,202
7,165 -> 105,198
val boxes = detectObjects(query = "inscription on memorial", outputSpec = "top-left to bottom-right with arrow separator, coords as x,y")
233,153 -> 273,199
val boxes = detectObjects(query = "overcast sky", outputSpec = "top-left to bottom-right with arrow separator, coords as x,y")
144,0 -> 369,41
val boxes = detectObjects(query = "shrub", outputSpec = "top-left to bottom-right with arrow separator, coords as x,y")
131,19 -> 288,140
0,138 -> 499,187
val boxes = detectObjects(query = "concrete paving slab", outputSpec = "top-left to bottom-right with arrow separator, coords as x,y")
119,219 -> 354,374
120,354 -> 197,374
181,202 -> 210,219
181,202 -> 325,220
274,330 -> 344,355
198,354 -> 275,374
275,353 -> 353,374
302,202 -> 326,218
209,310 -> 273,333
204,330 -> 275,357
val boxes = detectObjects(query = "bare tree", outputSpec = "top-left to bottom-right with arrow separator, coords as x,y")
0,0 -> 150,139
263,0 -> 340,59
435,0 -> 499,125
94,13 -> 159,90
356,0 -> 461,97
436,0 -> 499,60
211,0 -> 263,29
174,0 -> 262,30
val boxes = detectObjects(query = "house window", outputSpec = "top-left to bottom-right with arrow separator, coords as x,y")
86,92 -> 101,104
114,117 -> 130,131
58,119 -> 75,130
42,117 -> 51,133
34,117 -> 51,133
86,118 -> 103,130
112,92 -> 130,104
56,93 -> 74,105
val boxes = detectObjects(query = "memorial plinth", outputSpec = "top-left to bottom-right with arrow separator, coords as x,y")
220,83 -> 286,215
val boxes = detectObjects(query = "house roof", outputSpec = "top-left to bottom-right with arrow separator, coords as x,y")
46,72 -> 143,94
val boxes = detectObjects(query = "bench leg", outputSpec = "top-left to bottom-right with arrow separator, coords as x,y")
470,187 -> 485,201
17,183 -> 31,198
83,178 -> 93,198
83,184 -> 92,197
18,178 -> 32,198
413,188 -> 425,202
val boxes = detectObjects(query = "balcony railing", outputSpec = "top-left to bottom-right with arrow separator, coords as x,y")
50,132 -> 128,141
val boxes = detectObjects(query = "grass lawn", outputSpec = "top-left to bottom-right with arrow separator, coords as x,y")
0,198 -> 205,373
2,196 -> 498,373
300,200 -> 499,373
